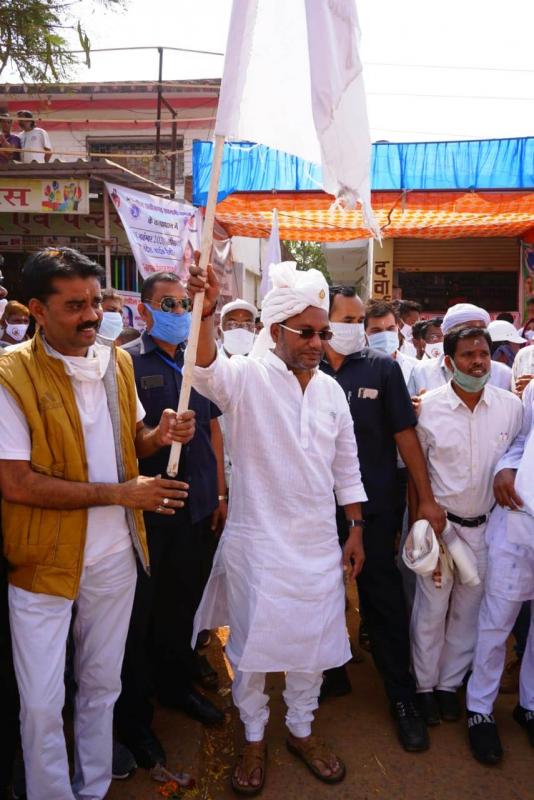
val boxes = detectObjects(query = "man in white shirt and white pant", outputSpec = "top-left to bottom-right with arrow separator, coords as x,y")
0,248 -> 194,800
412,325 -> 522,728
188,260 -> 367,794
466,378 -> 534,764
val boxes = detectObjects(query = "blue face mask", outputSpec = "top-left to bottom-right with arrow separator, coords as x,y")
367,330 -> 399,355
150,308 -> 191,345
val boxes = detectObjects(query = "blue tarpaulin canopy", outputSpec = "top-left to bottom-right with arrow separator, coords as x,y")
193,137 -> 534,206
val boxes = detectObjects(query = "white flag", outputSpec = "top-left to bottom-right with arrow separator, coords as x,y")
216,0 -> 377,232
260,209 -> 281,300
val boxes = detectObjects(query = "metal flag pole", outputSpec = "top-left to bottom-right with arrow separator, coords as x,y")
166,134 -> 225,477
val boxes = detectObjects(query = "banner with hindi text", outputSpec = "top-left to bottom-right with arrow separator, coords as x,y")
106,183 -> 201,280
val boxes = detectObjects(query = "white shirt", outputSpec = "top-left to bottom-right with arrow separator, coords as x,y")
0,341 -> 145,565
395,350 -> 418,388
19,127 -> 51,163
511,346 -> 534,387
191,349 -> 367,673
408,354 -> 512,396
400,339 -> 418,358
416,381 -> 522,518
497,378 -> 534,520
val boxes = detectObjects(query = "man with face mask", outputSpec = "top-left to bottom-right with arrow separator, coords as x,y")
411,327 -> 522,730
320,285 -> 444,753
0,302 -> 30,349
218,299 -> 257,490
114,271 -> 226,773
188,261 -> 367,793
398,300 -> 422,358
219,299 -> 257,358
421,318 -> 444,360
364,300 -> 417,388
98,288 -> 126,343
409,304 -> 512,396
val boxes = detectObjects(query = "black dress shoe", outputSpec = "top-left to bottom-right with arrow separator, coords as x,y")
391,700 -> 429,752
120,727 -> 166,770
159,687 -> 225,726
196,629 -> 212,649
467,711 -> 503,765
513,704 -> 534,747
193,652 -> 219,690
417,692 -> 441,726
435,689 -> 462,721
112,740 -> 137,780
319,665 -> 352,703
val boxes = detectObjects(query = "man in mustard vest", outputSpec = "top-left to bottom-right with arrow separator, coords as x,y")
0,248 -> 194,800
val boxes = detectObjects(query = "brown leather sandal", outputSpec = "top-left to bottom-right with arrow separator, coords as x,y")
286,735 -> 346,784
231,741 -> 267,796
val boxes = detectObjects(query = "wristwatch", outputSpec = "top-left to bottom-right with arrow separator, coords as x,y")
346,519 -> 365,528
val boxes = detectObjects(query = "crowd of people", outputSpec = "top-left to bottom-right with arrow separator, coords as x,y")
0,247 -> 534,799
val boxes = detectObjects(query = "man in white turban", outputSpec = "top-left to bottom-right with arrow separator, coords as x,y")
188,261 -> 367,794
408,303 -> 512,395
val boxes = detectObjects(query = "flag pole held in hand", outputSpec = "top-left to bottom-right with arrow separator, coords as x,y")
166,134 -> 225,478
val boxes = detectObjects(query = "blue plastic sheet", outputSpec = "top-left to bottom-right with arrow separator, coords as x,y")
192,137 -> 534,206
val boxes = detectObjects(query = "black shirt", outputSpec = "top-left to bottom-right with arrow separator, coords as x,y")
320,348 -> 416,514
130,333 -> 220,525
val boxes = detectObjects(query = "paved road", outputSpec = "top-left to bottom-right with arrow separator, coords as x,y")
109,613 -> 533,800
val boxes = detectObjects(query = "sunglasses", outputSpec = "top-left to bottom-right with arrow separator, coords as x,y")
147,296 -> 191,313
279,323 -> 333,341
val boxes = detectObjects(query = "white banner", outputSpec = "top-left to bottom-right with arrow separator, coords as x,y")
106,183 -> 202,280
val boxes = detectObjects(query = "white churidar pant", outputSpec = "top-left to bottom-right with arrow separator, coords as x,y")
467,506 -> 534,714
411,521 -> 487,693
9,547 -> 136,800
230,660 -> 323,742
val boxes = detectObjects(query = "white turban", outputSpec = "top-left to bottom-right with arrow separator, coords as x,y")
251,261 -> 330,358
442,303 -> 491,335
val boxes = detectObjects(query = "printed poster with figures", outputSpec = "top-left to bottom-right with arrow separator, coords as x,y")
0,178 -> 88,214
106,182 -> 202,280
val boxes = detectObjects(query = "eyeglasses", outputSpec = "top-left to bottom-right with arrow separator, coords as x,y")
279,323 -> 333,341
147,296 -> 191,314
224,320 -> 255,332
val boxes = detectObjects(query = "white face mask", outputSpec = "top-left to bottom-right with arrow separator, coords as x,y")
425,341 -> 444,359
99,311 -> 124,341
525,330 -> 534,342
329,322 -> 366,355
367,330 -> 399,355
5,322 -> 28,342
222,328 -> 255,356
401,322 -> 413,341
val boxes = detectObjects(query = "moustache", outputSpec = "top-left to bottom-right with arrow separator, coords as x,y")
77,322 -> 99,333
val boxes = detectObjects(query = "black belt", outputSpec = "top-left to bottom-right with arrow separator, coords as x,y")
446,511 -> 487,528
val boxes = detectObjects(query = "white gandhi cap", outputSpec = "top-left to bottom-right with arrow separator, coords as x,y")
219,299 -> 258,323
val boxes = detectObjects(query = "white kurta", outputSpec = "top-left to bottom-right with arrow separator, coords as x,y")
191,350 -> 367,673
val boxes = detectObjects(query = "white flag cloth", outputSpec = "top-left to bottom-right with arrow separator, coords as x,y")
216,0 -> 377,232
260,209 -> 281,300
